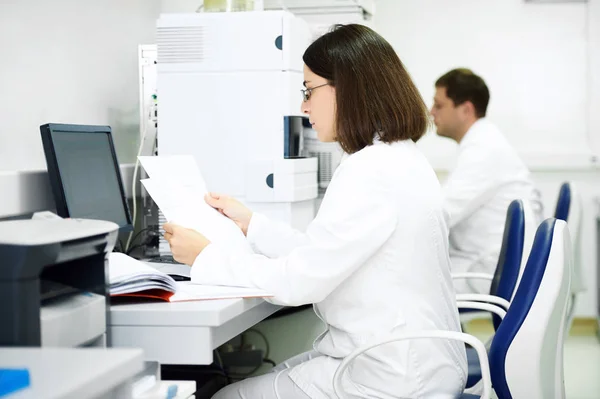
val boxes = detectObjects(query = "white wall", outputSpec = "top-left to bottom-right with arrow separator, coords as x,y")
161,0 -> 203,13
0,0 -> 162,172
591,0 -> 600,159
374,0 -> 600,317
375,0 -> 591,170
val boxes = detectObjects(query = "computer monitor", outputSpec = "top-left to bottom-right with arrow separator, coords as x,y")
40,123 -> 133,232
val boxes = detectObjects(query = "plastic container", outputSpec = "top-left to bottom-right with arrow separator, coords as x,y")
204,0 -> 255,12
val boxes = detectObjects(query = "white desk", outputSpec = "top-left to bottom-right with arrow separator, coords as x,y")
0,347 -> 144,399
110,298 -> 282,365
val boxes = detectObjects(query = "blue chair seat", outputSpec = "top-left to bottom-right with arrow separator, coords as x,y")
466,347 -> 482,388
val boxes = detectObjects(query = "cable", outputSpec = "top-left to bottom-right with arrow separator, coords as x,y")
126,242 -> 151,256
125,137 -> 145,251
125,106 -> 155,252
113,239 -> 125,253
225,329 -> 273,380
227,328 -> 273,380
125,229 -> 157,256
214,349 -> 224,369
129,227 -> 153,247
245,328 -> 270,358
218,328 -> 276,380
213,349 -> 231,384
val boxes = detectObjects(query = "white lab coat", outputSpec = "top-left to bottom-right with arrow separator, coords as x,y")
443,119 -> 543,295
192,139 -> 467,398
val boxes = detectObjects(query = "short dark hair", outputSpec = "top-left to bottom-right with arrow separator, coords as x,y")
302,24 -> 429,154
435,68 -> 490,118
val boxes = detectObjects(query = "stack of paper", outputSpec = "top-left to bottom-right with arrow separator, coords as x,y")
108,253 -> 272,302
138,155 -> 253,255
109,253 -> 177,300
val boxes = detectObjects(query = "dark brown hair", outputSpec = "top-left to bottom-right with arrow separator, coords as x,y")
302,24 -> 429,154
435,68 -> 490,118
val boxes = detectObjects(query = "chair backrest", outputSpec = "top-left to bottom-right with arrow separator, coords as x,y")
554,182 -> 584,293
554,183 -> 571,221
489,200 -> 525,330
511,200 -> 538,302
488,219 -> 572,399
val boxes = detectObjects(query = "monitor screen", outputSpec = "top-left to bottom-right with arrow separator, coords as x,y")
41,124 -> 133,231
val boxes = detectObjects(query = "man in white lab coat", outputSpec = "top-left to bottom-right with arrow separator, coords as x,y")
431,68 -> 543,294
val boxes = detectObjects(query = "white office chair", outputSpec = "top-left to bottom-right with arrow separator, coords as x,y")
554,182 -> 584,330
452,200 -> 537,318
333,219 -> 572,399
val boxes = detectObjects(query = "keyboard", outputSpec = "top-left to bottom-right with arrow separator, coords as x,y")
142,257 -> 191,280
143,255 -> 179,264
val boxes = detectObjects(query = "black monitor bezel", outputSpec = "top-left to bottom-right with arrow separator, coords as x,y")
40,123 -> 134,232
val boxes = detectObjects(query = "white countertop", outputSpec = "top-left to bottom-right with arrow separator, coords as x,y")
110,297 -> 276,327
109,298 -> 282,365
0,347 -> 144,399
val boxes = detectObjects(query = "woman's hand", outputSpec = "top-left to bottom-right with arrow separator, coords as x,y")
163,223 -> 211,266
205,192 -> 253,236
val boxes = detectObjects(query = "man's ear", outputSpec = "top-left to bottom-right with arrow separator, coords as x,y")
462,101 -> 477,118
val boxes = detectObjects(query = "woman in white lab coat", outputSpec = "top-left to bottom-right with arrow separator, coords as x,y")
163,24 -> 467,399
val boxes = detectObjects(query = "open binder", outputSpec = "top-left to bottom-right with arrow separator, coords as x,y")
108,253 -> 272,302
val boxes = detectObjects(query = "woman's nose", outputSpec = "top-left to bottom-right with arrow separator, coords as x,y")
301,101 -> 310,115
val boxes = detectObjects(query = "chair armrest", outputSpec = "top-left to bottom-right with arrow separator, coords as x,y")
456,294 -> 510,311
332,330 -> 491,399
457,301 -> 506,319
452,272 -> 494,281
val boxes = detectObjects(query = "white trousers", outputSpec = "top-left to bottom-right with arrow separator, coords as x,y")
212,351 -> 320,399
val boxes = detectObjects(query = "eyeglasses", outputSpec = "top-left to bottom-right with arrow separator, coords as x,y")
301,83 -> 329,102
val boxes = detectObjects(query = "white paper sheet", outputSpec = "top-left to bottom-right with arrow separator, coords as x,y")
139,155 -> 207,190
139,156 -> 253,255
170,282 -> 272,302
140,178 -> 206,220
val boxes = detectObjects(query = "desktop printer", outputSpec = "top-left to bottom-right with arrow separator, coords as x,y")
0,218 -> 118,347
